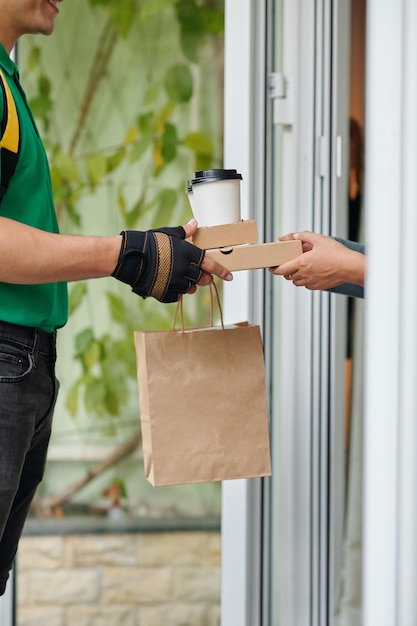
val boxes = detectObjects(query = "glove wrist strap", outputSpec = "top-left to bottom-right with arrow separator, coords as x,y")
111,230 -> 146,287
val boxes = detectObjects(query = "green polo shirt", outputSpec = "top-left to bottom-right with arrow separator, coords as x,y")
0,45 -> 68,332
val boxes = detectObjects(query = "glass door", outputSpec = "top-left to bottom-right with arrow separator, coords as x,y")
221,0 -> 355,623
263,0 -> 352,624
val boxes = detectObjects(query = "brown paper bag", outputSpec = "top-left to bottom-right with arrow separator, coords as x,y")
134,303 -> 272,486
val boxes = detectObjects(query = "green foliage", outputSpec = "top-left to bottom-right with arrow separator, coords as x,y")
68,282 -> 87,316
175,0 -> 224,62
183,131 -> 214,170
23,0 -> 224,427
66,326 -> 135,418
164,64 -> 193,103
28,74 -> 53,131
65,286 -> 215,419
88,0 -> 139,37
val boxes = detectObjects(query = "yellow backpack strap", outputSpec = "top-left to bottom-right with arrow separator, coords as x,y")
0,68 -> 20,202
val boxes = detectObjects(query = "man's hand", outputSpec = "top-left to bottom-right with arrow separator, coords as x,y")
269,231 -> 365,290
182,219 -> 233,294
112,218 -> 233,303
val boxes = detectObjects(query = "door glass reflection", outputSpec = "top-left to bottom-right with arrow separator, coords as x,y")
334,1 -> 366,624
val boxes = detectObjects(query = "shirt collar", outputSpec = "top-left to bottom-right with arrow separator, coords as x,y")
0,44 -> 18,77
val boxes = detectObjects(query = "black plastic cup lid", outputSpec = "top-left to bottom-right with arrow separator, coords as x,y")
191,168 -> 242,185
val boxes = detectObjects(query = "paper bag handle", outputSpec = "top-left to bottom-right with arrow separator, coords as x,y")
209,281 -> 224,329
173,281 -> 224,331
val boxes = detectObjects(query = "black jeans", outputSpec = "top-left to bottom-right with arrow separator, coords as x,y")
0,321 -> 59,595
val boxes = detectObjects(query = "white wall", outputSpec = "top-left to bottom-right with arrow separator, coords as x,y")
364,0 -> 417,624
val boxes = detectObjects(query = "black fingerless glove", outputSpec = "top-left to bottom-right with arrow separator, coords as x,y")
112,226 -> 205,303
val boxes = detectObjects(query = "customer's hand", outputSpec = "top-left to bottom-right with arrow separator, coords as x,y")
270,231 -> 364,290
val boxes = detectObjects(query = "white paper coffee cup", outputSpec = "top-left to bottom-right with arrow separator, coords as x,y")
185,182 -> 201,224
190,169 -> 242,227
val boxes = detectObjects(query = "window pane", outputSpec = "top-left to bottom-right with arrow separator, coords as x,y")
15,1 -> 224,622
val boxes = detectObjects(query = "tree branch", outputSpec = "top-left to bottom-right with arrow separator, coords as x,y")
42,429 -> 141,513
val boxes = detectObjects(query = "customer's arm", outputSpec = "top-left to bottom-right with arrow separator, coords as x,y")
269,231 -> 365,297
328,236 -> 365,297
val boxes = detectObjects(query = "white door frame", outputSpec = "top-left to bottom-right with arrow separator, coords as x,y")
220,2 -> 266,624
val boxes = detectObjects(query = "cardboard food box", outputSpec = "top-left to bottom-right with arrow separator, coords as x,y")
206,240 -> 302,271
191,220 -> 258,249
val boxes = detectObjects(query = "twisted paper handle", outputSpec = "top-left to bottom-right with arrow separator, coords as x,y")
172,281 -> 224,331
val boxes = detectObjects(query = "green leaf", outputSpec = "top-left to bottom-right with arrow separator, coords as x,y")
158,102 -> 176,125
68,282 -> 87,316
139,0 -> 177,20
129,113 -> 157,163
28,94 -> 53,124
89,0 -> 137,37
74,328 -> 95,357
106,148 -> 126,172
66,380 -> 81,416
87,152 -> 107,188
161,123 -> 178,163
111,341 -> 137,378
117,188 -> 126,212
124,126 -> 139,145
195,153 -> 213,171
129,136 -> 151,164
38,74 -> 51,97
164,64 -> 193,103
82,341 -> 101,369
60,202 -> 81,228
183,131 -> 214,157
107,292 -> 128,324
54,151 -> 82,185
199,4 -> 225,35
84,377 -> 108,415
124,194 -> 149,229
152,187 -> 178,226
137,111 -> 155,134
175,0 -> 224,62
27,45 -> 41,71
103,389 -> 121,416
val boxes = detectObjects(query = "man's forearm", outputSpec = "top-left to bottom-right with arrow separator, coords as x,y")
0,217 -> 121,284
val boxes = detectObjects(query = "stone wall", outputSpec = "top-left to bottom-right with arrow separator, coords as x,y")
17,525 -> 221,626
